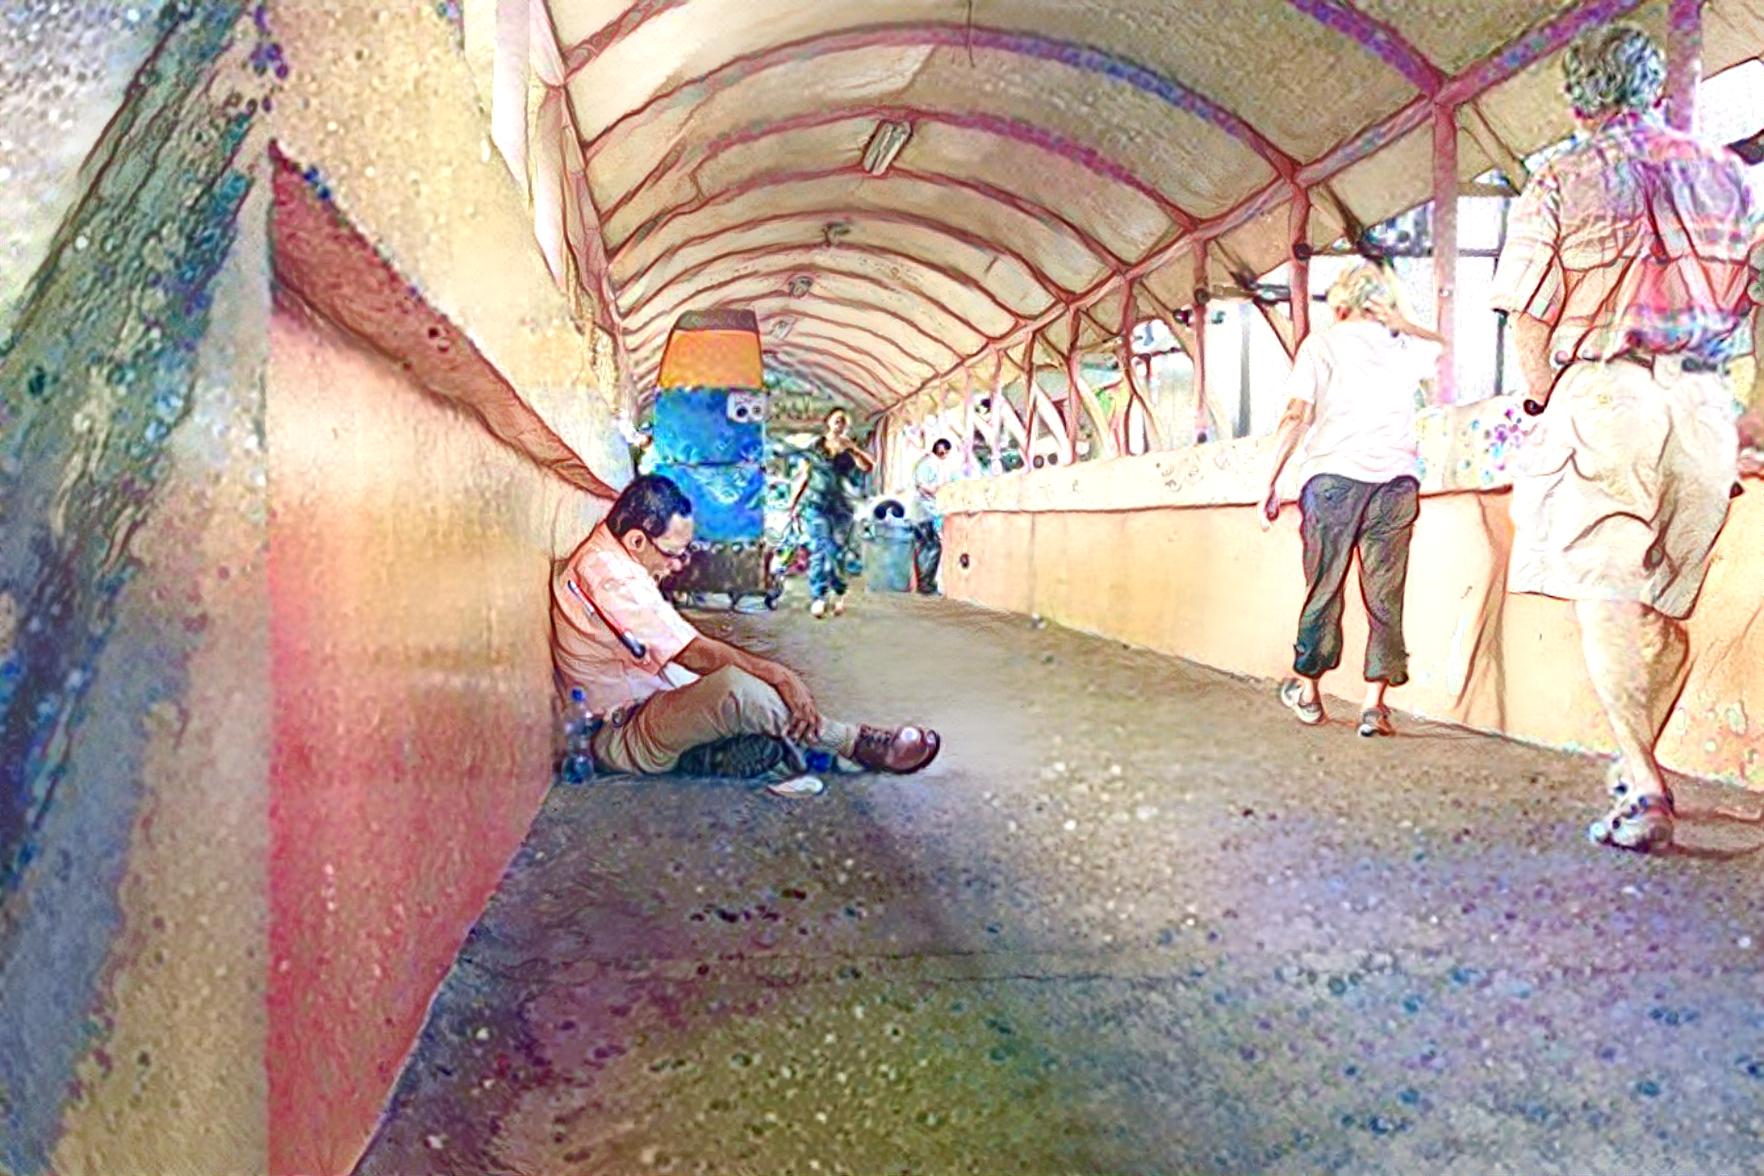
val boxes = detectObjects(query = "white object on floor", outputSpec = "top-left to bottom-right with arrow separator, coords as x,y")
766,775 -> 826,798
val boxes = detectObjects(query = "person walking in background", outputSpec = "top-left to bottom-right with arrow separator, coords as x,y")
787,408 -> 874,618
1262,262 -> 1442,739
911,437 -> 958,594
1491,23 -> 1763,852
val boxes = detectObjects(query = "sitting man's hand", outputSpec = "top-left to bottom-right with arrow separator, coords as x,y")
772,668 -> 822,742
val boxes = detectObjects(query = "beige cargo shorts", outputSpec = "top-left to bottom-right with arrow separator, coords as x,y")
1508,357 -> 1738,619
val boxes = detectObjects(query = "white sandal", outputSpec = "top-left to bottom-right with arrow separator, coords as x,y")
1588,789 -> 1675,852
1279,678 -> 1325,726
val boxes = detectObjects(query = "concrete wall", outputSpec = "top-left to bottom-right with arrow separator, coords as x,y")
1,5 -> 618,1173
266,292 -> 600,1176
942,447 -> 1764,790
263,7 -> 620,1170
0,8 -> 276,1174
273,0 -> 628,488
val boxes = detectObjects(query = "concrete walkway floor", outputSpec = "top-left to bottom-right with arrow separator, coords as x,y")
355,594 -> 1764,1176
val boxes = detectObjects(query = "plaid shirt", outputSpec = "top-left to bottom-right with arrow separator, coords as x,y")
1491,111 -> 1762,366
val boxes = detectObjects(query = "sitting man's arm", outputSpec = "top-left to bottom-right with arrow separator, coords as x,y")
674,634 -> 823,741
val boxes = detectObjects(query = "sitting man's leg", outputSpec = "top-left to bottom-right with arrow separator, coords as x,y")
595,666 -> 938,776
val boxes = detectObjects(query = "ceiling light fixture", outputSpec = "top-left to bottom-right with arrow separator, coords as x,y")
861,120 -> 913,176
787,274 -> 814,297
770,316 -> 795,339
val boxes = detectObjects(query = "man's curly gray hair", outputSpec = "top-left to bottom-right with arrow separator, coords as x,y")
1563,23 -> 1666,118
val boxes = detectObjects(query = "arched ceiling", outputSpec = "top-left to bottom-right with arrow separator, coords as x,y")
488,0 -> 1764,417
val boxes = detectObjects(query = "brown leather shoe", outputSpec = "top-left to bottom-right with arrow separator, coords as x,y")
852,725 -> 941,774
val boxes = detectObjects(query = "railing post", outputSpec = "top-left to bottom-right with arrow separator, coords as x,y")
1193,243 -> 1211,443
1118,281 -> 1166,453
1667,0 -> 1702,133
1431,102 -> 1459,405
1289,185 -> 1312,348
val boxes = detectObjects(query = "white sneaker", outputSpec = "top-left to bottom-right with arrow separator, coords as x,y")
810,598 -> 828,619
832,594 -> 847,616
766,775 -> 825,798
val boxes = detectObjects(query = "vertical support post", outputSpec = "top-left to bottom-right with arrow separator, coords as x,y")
1237,313 -> 1253,439
1193,243 -> 1210,443
1288,185 -> 1312,348
1065,312 -> 1093,465
1021,331 -> 1041,462
1118,282 -> 1167,453
1431,102 -> 1459,406
1065,332 -> 1120,460
989,353 -> 1007,470
960,368 -> 979,475
1667,0 -> 1702,133
1139,356 -> 1158,447
1062,311 -> 1083,462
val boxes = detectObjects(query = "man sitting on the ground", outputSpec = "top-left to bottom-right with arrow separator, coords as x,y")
551,474 -> 942,782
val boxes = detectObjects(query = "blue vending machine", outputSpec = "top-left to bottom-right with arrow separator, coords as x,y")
649,311 -> 781,610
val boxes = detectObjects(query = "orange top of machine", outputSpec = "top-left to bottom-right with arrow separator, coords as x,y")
658,309 -> 764,390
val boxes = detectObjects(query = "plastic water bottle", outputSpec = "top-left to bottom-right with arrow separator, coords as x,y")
555,687 -> 598,785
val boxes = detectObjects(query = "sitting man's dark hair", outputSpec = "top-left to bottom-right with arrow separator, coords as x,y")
932,438 -> 953,456
606,474 -> 692,540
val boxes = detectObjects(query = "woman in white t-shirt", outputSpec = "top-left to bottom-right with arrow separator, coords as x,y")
1261,262 -> 1442,736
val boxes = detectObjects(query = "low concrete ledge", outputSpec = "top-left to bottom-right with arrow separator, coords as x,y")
939,398 -> 1535,516
942,446 -> 1764,791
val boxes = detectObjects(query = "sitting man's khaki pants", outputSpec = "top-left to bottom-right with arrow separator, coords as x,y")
592,666 -> 859,776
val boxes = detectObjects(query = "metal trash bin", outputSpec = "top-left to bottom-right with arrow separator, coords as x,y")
862,517 -> 915,593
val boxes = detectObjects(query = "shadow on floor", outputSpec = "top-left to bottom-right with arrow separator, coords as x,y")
354,594 -> 1764,1176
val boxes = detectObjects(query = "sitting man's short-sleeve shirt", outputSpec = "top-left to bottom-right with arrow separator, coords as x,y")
551,523 -> 700,712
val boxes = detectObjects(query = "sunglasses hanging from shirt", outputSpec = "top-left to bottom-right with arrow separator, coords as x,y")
564,578 -> 649,661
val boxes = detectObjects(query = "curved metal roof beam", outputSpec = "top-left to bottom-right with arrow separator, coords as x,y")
870,0 -> 1651,420
609,159 -> 1110,301
632,309 -> 932,388
615,207 -> 1062,315
599,102 -> 1196,234
765,345 -> 880,390
642,308 -> 938,386
1284,1 -> 1443,96
632,288 -> 968,369
766,356 -> 880,406
621,241 -> 1024,333
563,0 -> 691,72
575,21 -> 1297,184
708,292 -> 964,367
636,343 -> 885,409
613,164 -> 1128,272
771,324 -> 923,388
624,262 -> 994,347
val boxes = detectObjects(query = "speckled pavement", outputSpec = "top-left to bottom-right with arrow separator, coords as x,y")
354,594 -> 1764,1176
